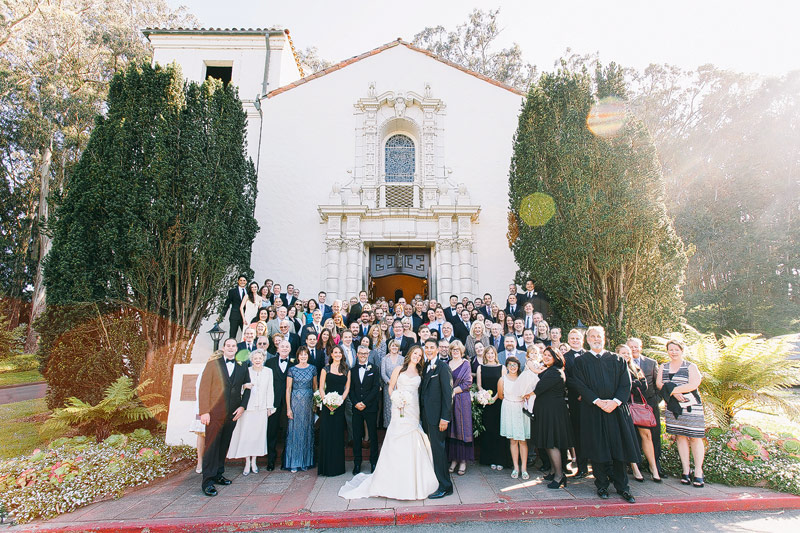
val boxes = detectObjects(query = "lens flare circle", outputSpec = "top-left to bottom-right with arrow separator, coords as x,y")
519,193 -> 555,227
586,96 -> 626,139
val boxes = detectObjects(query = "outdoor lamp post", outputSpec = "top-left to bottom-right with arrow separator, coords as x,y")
208,322 -> 225,351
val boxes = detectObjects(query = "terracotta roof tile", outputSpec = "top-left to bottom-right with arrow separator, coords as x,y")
266,39 -> 526,98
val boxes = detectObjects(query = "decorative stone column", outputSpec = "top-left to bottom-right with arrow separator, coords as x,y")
345,238 -> 362,298
458,237 -> 473,298
435,239 -> 454,301
325,238 -> 342,300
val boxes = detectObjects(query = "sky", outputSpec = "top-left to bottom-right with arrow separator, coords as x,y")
165,0 -> 799,76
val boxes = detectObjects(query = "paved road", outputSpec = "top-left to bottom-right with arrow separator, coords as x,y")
270,509 -> 800,532
0,382 -> 46,405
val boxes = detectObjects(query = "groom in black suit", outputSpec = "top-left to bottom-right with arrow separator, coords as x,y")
198,338 -> 251,496
350,346 -> 381,474
420,338 -> 453,499
220,275 -> 248,340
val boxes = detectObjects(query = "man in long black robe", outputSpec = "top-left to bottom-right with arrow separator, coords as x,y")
571,326 -> 640,503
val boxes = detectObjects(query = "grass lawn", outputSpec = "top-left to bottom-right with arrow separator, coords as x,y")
0,353 -> 43,387
0,369 -> 43,387
0,398 -> 65,460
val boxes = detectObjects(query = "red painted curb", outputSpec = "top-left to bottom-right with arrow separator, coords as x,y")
18,493 -> 800,532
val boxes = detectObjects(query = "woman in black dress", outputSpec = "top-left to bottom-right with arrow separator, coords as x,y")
318,345 -> 350,476
532,346 -> 574,489
477,346 -> 512,470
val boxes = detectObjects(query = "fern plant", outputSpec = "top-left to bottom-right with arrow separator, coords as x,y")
41,376 -> 166,441
649,325 -> 800,427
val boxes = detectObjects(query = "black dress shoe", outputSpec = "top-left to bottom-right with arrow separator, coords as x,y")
370,463 -> 377,473
597,488 -> 610,499
203,485 -> 218,497
428,488 -> 453,499
267,462 -> 275,471
573,470 -> 589,479
352,464 -> 361,475
620,491 -> 636,503
213,475 -> 232,485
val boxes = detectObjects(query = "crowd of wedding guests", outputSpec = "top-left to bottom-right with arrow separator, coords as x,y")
194,276 -> 706,501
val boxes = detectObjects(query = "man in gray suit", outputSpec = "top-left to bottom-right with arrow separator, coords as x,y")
498,334 -> 526,366
628,337 -> 665,477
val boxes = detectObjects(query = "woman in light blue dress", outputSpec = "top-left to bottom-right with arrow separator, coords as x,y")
284,347 -> 318,472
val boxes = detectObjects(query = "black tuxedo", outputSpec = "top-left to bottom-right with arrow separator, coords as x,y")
198,357 -> 251,490
420,358 -> 453,493
265,356 -> 294,465
563,348 -> 587,472
269,293 -> 288,306
478,305 -> 493,320
349,362 -> 381,466
221,286 -> 247,339
443,307 -> 459,323
452,319 -> 471,343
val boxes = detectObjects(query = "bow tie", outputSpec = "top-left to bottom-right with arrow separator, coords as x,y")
225,359 -> 235,365
279,358 -> 288,364
355,363 -> 366,369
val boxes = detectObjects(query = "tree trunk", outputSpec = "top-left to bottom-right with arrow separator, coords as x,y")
25,136 -> 53,353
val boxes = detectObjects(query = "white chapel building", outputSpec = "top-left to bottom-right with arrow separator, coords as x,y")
144,27 -> 525,359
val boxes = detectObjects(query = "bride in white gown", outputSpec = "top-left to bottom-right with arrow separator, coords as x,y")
338,346 -> 439,500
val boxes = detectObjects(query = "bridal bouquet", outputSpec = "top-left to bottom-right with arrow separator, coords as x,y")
322,392 -> 343,414
391,390 -> 412,417
313,390 -> 322,411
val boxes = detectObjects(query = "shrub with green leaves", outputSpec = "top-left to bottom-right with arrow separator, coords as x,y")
650,325 -> 800,427
661,425 -> 800,495
0,430 -> 193,524
41,376 -> 165,442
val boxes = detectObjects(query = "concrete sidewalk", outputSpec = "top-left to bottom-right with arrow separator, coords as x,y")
17,461 -> 800,531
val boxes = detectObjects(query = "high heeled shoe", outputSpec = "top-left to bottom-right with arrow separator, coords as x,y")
543,473 -> 555,481
547,476 -> 567,489
250,457 -> 259,474
680,474 -> 691,485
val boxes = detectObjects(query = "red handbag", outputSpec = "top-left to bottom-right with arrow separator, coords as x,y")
629,389 -> 657,428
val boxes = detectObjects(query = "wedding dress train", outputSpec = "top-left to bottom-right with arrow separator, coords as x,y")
338,373 -> 438,500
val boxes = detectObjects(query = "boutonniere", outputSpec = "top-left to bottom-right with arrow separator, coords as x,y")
366,365 -> 372,371
236,361 -> 242,366
290,358 -> 296,364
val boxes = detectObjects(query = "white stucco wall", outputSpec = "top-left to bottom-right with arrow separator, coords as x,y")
253,44 -> 523,303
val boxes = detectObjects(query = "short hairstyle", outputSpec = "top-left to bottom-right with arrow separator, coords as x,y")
424,338 -> 438,347
586,325 -> 605,338
449,340 -> 465,354
387,339 -> 400,350
505,356 -> 521,376
357,345 -> 370,354
665,339 -> 685,352
568,328 -> 584,338
627,337 -> 643,347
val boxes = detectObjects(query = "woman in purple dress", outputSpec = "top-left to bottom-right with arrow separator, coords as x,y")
447,340 -> 474,475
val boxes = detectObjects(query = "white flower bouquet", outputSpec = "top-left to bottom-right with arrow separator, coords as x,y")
322,391 -> 343,414
475,389 -> 494,406
391,389 -> 413,417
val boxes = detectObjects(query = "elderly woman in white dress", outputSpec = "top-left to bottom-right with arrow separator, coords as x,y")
227,350 -> 275,475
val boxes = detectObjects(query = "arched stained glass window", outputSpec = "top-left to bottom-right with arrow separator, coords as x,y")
384,134 -> 415,183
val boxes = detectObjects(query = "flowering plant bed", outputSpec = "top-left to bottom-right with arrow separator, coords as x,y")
661,424 -> 800,495
0,429 -> 194,524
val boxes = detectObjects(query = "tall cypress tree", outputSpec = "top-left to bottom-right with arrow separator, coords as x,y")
40,62 -> 258,406
508,63 -> 687,344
